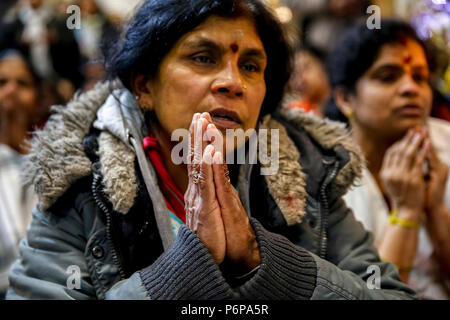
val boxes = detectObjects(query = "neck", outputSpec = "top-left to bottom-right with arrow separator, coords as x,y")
308,93 -> 329,118
351,125 -> 394,178
0,118 -> 29,154
151,124 -> 189,193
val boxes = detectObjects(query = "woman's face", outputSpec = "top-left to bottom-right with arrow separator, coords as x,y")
0,56 -> 37,117
137,15 -> 267,153
291,51 -> 330,104
348,39 -> 432,139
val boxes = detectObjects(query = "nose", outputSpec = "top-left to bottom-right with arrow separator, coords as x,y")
1,80 -> 19,98
0,81 -> 20,110
211,61 -> 244,98
398,74 -> 420,98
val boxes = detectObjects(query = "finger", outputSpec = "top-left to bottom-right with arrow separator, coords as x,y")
186,144 -> 217,233
199,113 -> 211,154
206,123 -> 224,161
194,117 -> 205,165
212,152 -> 253,263
382,147 -> 395,172
411,138 -> 429,175
187,117 -> 201,193
212,151 -> 242,215
397,130 -> 425,170
189,113 -> 200,132
200,112 -> 213,123
188,113 -> 200,169
384,129 -> 414,169
198,144 -> 217,200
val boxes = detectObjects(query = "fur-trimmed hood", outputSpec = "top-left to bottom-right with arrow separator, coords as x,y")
23,81 -> 363,226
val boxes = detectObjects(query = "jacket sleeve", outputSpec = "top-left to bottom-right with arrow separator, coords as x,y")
111,225 -> 236,300
6,204 -> 236,300
237,199 -> 418,300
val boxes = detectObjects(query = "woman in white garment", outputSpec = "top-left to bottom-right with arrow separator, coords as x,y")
325,19 -> 450,299
0,49 -> 38,298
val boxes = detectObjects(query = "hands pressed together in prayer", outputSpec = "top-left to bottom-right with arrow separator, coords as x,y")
378,126 -> 450,279
380,126 -> 448,220
184,112 -> 260,272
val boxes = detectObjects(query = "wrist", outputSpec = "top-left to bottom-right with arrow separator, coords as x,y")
393,207 -> 421,222
389,208 -> 421,229
426,204 -> 448,222
246,247 -> 261,270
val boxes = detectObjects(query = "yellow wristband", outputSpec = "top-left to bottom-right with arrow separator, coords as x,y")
388,209 -> 420,229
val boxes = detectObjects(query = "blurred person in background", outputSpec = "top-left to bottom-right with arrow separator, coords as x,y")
409,0 -> 450,122
46,0 -> 84,98
75,0 -> 118,91
325,20 -> 450,299
1,0 -> 83,102
0,49 -> 38,298
285,0 -> 372,56
284,47 -> 330,118
17,0 -> 55,81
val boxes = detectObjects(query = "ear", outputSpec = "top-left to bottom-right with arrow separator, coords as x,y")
130,73 -> 155,112
333,86 -> 356,119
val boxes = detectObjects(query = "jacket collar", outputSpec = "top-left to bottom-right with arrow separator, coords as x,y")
24,83 -> 363,225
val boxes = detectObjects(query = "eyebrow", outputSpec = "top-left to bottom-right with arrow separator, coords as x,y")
182,39 -> 223,53
372,63 -> 428,72
181,37 -> 266,61
241,48 -> 267,62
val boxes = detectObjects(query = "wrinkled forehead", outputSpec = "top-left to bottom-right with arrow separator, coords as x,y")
178,15 -> 265,53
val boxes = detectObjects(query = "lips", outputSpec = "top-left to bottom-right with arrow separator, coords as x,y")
209,108 -> 242,129
395,104 -> 424,117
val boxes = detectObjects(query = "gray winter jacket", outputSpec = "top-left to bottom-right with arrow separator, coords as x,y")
7,81 -> 417,300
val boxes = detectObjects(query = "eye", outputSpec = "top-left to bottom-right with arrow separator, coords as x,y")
412,73 -> 429,83
18,79 -> 33,88
242,63 -> 259,73
377,71 -> 401,83
240,60 -> 261,74
192,55 -> 215,65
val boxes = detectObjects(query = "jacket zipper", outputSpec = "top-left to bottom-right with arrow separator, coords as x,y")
92,172 -> 126,280
318,160 -> 340,259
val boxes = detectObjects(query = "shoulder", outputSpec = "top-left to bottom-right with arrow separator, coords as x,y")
274,108 -> 357,154
22,81 -> 123,214
272,108 -> 365,198
428,117 -> 450,166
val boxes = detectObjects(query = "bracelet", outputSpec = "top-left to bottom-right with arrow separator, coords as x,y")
388,209 -> 420,229
395,264 -> 413,273
380,257 -> 413,273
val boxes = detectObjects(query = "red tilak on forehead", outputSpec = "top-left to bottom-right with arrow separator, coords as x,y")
403,55 -> 412,64
230,43 -> 239,53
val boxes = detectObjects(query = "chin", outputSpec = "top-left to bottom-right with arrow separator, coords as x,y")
400,115 -> 427,127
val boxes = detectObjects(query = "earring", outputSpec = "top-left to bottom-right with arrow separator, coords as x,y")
135,95 -> 140,101
345,108 -> 355,119
242,84 -> 247,90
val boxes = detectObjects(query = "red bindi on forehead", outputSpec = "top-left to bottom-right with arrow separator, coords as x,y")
230,43 -> 239,53
403,55 -> 412,64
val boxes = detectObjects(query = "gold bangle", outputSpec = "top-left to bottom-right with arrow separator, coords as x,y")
388,209 -> 420,229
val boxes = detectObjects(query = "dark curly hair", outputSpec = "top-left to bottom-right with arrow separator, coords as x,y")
106,0 -> 292,117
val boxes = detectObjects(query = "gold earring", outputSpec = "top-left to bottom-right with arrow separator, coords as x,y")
242,84 -> 247,90
345,108 -> 354,119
